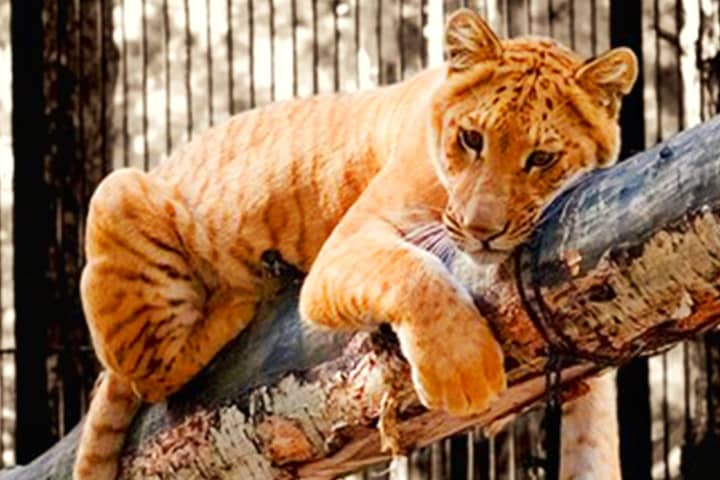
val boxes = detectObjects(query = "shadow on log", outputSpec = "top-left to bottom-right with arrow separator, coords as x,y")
6,115 -> 720,479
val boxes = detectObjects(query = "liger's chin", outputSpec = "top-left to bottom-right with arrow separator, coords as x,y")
465,247 -> 511,266
452,238 -> 511,266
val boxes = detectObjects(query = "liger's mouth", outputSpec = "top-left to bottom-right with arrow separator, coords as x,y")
477,221 -> 510,246
443,227 -> 513,259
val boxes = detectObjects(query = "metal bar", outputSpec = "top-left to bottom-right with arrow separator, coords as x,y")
355,0 -> 360,88
206,0 -> 215,124
504,0 -> 510,37
467,431 -> 475,480
548,0 -> 554,37
682,341 -> 692,468
76,0 -> 86,241
184,0 -> 194,137
654,0 -> 662,143
706,334 -> 716,431
141,0 -> 149,169
55,0 -> 68,442
99,0 -> 108,174
569,0 -> 575,48
376,0 -> 382,84
508,425 -> 516,480
61,0 -> 82,435
610,1 -> 651,477
675,0 -> 684,129
312,0 -> 318,93
11,0 -> 53,462
420,0 -> 427,68
662,353 -> 670,479
398,0 -> 404,79
163,0 -> 172,153
121,0 -> 129,166
698,2 -> 706,116
488,436 -> 496,480
333,0 -> 340,91
526,0 -> 532,35
269,0 -> 276,101
449,434 -> 469,479
591,0 -> 597,55
227,0 -> 235,114
292,0 -> 298,96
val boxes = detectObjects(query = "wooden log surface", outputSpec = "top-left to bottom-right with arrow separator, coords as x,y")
5,115 -> 720,479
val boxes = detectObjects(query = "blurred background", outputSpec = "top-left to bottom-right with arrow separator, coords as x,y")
4,0 -> 720,478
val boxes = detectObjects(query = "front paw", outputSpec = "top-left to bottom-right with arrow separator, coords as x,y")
395,315 -> 506,416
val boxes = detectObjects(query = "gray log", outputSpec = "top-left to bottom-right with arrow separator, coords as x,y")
6,115 -> 720,480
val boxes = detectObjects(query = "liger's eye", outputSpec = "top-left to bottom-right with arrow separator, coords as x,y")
458,128 -> 484,154
525,150 -> 558,170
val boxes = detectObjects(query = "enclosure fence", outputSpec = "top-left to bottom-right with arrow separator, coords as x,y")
5,0 -> 720,479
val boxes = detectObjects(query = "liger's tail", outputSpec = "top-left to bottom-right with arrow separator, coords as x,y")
73,372 -> 141,480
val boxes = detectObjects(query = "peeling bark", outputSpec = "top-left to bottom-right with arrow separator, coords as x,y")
6,116 -> 720,480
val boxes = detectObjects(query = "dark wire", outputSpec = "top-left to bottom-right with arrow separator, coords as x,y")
543,349 -> 563,480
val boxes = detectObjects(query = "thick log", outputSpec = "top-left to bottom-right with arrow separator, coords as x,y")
6,115 -> 720,480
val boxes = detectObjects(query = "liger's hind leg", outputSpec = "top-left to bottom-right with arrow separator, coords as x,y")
82,168 -> 260,403
127,289 -> 259,402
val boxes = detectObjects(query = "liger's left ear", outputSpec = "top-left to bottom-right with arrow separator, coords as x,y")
575,47 -> 638,116
444,8 -> 502,73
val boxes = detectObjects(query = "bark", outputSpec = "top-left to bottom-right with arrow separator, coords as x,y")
5,115 -> 720,480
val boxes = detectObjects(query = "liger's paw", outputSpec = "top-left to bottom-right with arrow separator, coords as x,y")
395,314 -> 506,416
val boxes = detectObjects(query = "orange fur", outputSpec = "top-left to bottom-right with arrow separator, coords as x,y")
73,372 -> 141,479
74,9 -> 637,479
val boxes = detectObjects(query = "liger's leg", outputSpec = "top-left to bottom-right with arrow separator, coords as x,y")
560,370 -> 621,480
81,168 -> 260,401
300,213 -> 506,416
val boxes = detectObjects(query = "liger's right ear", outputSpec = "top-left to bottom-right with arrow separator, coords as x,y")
574,47 -> 638,117
575,47 -> 638,97
444,9 -> 502,73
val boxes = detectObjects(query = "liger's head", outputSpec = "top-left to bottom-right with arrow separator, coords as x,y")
431,9 -> 637,259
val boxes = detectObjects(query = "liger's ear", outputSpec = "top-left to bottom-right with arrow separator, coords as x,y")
444,8 -> 502,73
575,47 -> 638,116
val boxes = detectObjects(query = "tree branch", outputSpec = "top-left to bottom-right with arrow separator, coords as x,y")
6,115 -> 720,480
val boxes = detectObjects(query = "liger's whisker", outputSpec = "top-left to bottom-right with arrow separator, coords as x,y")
404,223 -> 444,243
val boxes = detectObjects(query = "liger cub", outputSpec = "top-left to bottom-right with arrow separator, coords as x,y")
74,8 -> 637,479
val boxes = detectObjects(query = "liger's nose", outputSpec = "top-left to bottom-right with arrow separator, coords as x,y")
461,192 -> 509,241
